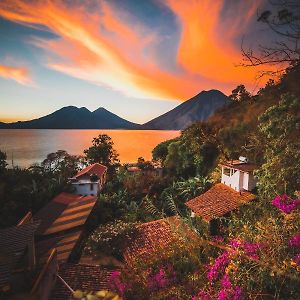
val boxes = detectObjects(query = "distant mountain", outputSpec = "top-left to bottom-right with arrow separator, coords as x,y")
0,106 -> 139,129
142,90 -> 230,130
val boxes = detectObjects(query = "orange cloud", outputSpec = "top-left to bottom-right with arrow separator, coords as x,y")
0,0 -> 268,100
164,0 -> 266,85
0,64 -> 32,85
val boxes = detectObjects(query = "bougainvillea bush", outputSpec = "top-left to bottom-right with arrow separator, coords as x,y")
105,194 -> 300,299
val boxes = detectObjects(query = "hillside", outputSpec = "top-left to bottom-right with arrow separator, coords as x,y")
143,90 -> 230,130
0,106 -> 139,129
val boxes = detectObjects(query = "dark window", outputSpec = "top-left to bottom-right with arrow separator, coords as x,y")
223,168 -> 231,176
90,183 -> 94,191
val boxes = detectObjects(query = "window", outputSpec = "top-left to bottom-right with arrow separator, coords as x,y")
223,168 -> 231,176
90,183 -> 94,191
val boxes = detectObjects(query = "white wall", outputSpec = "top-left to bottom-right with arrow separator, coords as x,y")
73,182 -> 100,196
221,166 -> 256,192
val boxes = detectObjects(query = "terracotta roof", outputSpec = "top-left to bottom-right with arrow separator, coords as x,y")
0,221 -> 40,288
186,183 -> 256,222
74,163 -> 107,179
220,161 -> 257,172
50,263 -> 116,300
34,193 -> 96,236
124,217 -> 196,262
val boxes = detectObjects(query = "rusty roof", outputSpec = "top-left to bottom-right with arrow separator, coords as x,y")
50,263 -> 116,300
34,192 -> 96,236
186,183 -> 256,222
124,217 -> 197,262
74,163 -> 107,179
0,221 -> 40,288
220,161 -> 257,172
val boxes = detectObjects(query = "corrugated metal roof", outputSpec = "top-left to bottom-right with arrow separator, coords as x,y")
34,193 -> 96,236
0,221 -> 40,288
36,230 -> 82,264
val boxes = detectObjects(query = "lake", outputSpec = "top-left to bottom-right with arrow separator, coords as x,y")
0,129 -> 180,167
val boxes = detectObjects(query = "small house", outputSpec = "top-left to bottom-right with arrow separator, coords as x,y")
186,157 -> 257,235
70,163 -> 107,196
220,156 -> 257,192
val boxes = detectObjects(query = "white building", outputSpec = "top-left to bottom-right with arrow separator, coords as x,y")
220,157 -> 257,192
70,163 -> 107,196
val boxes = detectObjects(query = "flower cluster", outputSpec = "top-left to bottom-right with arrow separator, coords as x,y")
272,194 -> 300,214
289,233 -> 300,247
109,271 -> 127,297
217,274 -> 242,300
147,265 -> 176,291
207,251 -> 230,282
229,239 -> 261,260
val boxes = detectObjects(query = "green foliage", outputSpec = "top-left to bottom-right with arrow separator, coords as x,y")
0,150 -> 80,228
152,138 -> 178,163
84,134 -> 120,176
229,84 -> 252,102
85,220 -> 138,259
256,93 -> 300,199
0,150 -> 7,173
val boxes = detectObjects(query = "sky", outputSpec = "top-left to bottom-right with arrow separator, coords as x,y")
0,0 -> 271,124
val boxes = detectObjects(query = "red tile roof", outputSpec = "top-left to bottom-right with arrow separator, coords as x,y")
50,263 -> 116,300
124,217 -> 197,262
74,163 -> 107,179
220,161 -> 257,172
186,183 -> 256,222
34,193 -> 96,236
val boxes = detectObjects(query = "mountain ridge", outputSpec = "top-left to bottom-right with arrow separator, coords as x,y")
0,89 -> 230,130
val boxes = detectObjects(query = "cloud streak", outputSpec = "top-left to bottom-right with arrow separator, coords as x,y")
0,64 -> 32,85
0,0 -> 268,100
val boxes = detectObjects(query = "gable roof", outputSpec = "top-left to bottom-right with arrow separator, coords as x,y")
50,263 -> 116,300
186,183 -> 256,222
74,163 -> 107,179
220,161 -> 257,172
124,217 -> 197,262
34,192 -> 96,236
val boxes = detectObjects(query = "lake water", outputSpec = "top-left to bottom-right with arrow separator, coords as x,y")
0,129 -> 180,167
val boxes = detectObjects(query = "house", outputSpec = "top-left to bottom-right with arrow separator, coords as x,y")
70,163 -> 107,196
220,156 -> 257,192
186,157 -> 257,235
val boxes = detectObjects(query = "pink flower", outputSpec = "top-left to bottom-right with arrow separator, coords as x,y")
289,233 -> 300,247
272,194 -> 300,214
221,274 -> 232,289
207,252 -> 230,282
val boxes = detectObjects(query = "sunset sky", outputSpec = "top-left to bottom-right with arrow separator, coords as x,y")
0,0 -> 272,124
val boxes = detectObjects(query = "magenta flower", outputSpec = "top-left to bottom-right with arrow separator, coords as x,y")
109,271 -> 127,296
289,233 -> 300,247
221,274 -> 232,289
272,194 -> 300,214
233,286 -> 242,300
207,252 -> 230,282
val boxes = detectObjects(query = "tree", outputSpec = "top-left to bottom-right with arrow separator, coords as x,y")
84,134 -> 120,175
0,150 -> 7,174
256,93 -> 300,198
152,138 -> 179,164
241,0 -> 300,76
229,85 -> 252,102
